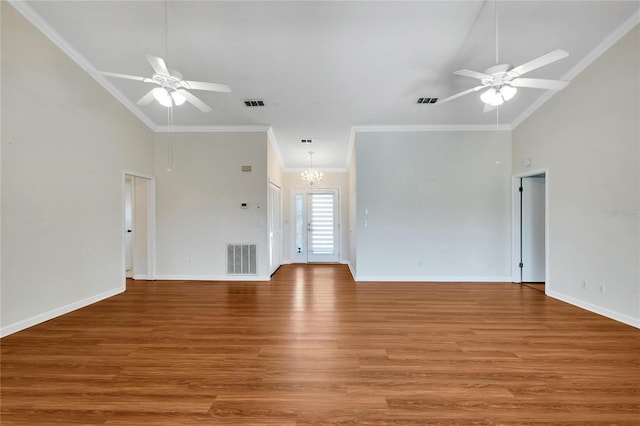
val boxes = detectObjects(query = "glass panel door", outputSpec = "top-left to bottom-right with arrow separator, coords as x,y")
292,189 -> 339,263
308,192 -> 336,261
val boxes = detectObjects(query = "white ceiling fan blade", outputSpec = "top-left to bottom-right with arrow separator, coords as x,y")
177,89 -> 212,112
96,71 -> 153,83
145,54 -> 170,75
436,85 -> 485,104
454,69 -> 493,80
184,80 -> 232,93
136,89 -> 156,105
510,49 -> 569,77
510,78 -> 569,90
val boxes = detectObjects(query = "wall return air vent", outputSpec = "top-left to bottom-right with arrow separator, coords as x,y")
226,243 -> 257,275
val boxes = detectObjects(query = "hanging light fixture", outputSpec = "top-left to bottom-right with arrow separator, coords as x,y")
154,1 -> 186,109
480,84 -> 517,106
153,87 -> 172,107
301,151 -> 323,186
480,87 -> 504,106
152,87 -> 186,108
478,0 -> 517,107
500,84 -> 517,101
171,90 -> 186,106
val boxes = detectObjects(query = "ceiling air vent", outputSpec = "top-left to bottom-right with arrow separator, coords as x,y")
417,97 -> 438,104
243,99 -> 265,107
301,139 -> 313,144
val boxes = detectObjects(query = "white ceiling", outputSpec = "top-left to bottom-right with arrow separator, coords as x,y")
15,1 -> 640,170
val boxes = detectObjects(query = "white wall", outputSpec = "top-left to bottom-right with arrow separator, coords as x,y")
354,130 -> 512,281
154,132 -> 270,280
1,3 -> 155,336
348,146 -> 358,276
282,172 -> 350,264
512,26 -> 639,327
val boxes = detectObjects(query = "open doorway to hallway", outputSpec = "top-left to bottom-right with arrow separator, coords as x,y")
513,170 -> 547,293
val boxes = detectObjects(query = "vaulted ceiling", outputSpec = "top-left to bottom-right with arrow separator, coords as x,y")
13,1 -> 640,169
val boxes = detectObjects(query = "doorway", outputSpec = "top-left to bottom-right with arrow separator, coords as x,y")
291,189 -> 340,263
512,170 -> 547,289
123,172 -> 156,282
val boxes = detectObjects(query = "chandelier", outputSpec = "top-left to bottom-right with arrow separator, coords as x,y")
300,151 -> 323,186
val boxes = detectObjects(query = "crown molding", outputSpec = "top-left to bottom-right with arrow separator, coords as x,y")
351,124 -> 512,133
511,9 -> 640,129
283,167 -> 350,173
154,124 -> 271,133
8,0 -> 156,130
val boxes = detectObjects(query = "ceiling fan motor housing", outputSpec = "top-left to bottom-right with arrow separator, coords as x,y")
482,64 -> 518,88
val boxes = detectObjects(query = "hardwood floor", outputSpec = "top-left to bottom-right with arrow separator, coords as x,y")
2,264 -> 638,425
521,283 -> 545,293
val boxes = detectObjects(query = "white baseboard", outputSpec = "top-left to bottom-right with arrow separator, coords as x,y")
1,286 -> 125,338
547,289 -> 640,329
354,275 -> 512,282
345,261 -> 356,279
154,274 -> 270,282
132,274 -> 150,280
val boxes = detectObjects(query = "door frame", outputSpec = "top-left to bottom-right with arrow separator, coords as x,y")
511,168 -> 549,290
268,180 -> 283,275
290,187 -> 341,263
122,170 -> 156,283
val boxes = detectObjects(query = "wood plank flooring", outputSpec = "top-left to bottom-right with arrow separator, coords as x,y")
2,264 -> 639,425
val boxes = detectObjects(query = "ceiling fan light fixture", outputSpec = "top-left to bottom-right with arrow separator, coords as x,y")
501,85 -> 517,101
480,87 -> 504,106
171,90 -> 186,106
153,87 -> 172,107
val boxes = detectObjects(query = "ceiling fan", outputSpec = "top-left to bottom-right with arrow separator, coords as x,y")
437,49 -> 570,112
95,54 -> 231,112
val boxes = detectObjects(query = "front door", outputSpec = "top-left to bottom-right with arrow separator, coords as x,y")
292,189 -> 339,263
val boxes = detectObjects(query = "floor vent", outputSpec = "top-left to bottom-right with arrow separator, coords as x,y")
226,243 -> 257,275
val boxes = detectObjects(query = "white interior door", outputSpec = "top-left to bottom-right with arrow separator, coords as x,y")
124,177 -> 133,277
268,182 -> 282,274
123,172 -> 156,281
292,189 -> 340,263
521,176 -> 546,282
